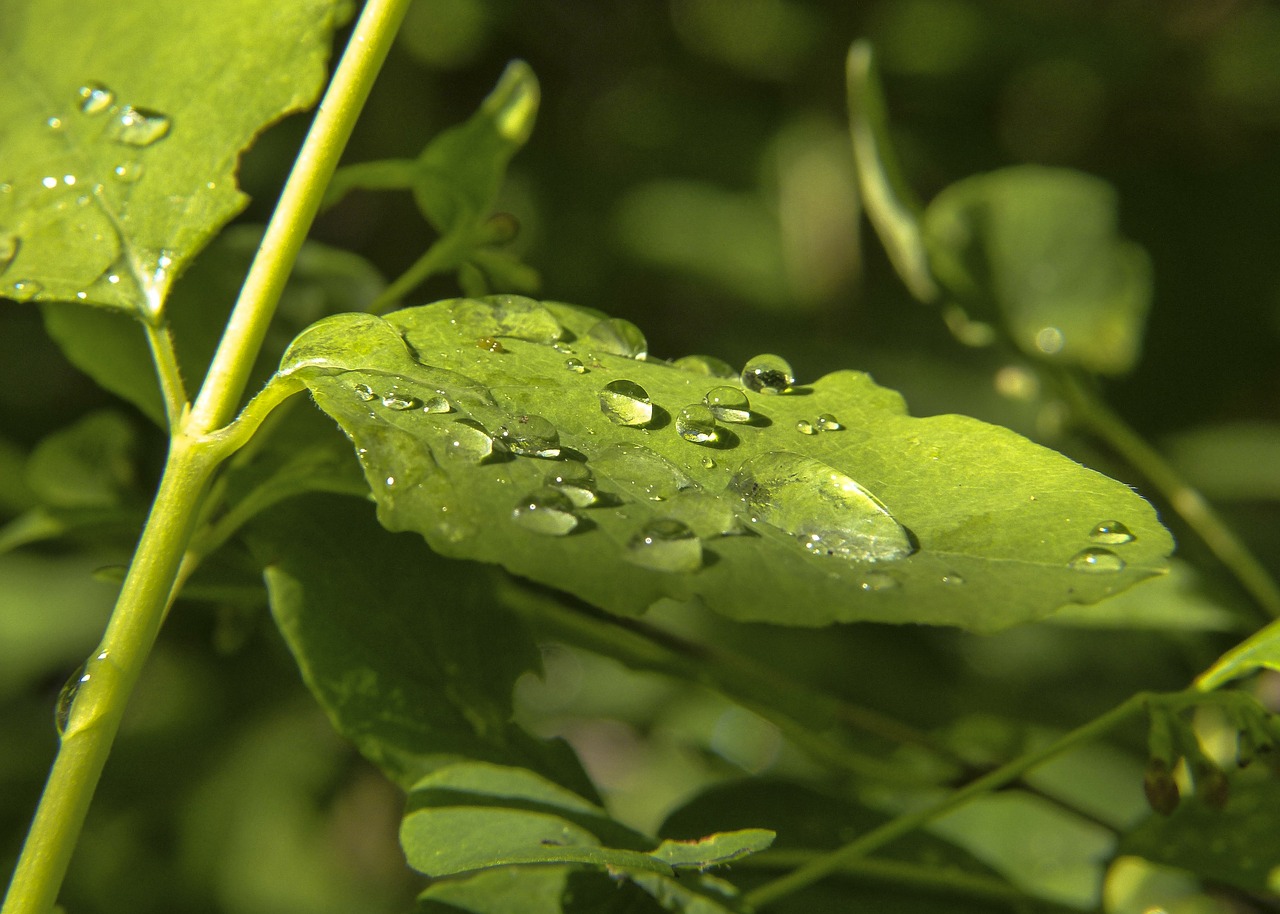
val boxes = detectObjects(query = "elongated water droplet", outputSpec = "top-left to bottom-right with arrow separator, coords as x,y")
77,81 -> 115,115
1089,520 -> 1134,545
422,394 -> 454,414
585,317 -> 647,359
626,518 -> 703,572
942,572 -> 966,585
546,464 -> 600,507
512,488 -> 579,535
675,354 -> 737,378
676,404 -> 719,444
497,414 -> 561,457
729,452 -> 913,562
796,419 -> 816,435
859,571 -> 899,592
445,418 -> 497,463
381,391 -> 421,410
565,357 -> 586,373
816,414 -> 842,431
741,354 -> 794,394
448,296 -> 564,343
477,336 -> 506,353
55,650 -> 116,739
595,444 -> 695,501
1069,548 -> 1125,573
107,106 -> 171,147
599,379 -> 653,427
704,387 -> 751,423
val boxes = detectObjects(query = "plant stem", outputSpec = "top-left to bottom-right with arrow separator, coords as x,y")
365,229 -> 473,315
744,691 -> 1153,909
143,321 -> 188,428
1,4 -> 409,911
1056,369 -> 1280,621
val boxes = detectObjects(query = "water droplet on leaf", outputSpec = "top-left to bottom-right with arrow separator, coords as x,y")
675,354 -> 737,378
1089,520 -> 1134,545
77,81 -> 115,115
46,116 -> 64,131
497,414 -> 561,458
476,336 -> 506,353
422,394 -> 454,414
112,161 -> 143,183
585,317 -> 647,359
859,571 -> 899,592
666,492 -> 740,538
626,518 -> 703,572
381,391 -> 421,410
816,414 -> 842,431
942,572 -> 966,585
448,296 -> 564,343
1068,548 -> 1125,573
741,354 -> 795,394
700,456 -> 716,469
676,404 -> 719,444
512,488 -> 579,535
599,379 -> 653,427
595,444 -> 695,501
445,419 -> 497,463
729,452 -> 913,562
565,358 -> 586,373
107,106 -> 171,147
796,420 -> 816,435
546,464 -> 600,507
10,279 -> 43,299
704,387 -> 751,423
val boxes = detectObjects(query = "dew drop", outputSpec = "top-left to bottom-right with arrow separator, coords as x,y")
512,488 -> 580,535
448,295 -> 564,343
565,357 -> 586,374
796,419 -> 816,435
741,354 -> 795,394
594,444 -> 695,501
700,456 -> 716,469
546,464 -> 600,507
599,379 -> 653,427
1068,548 -> 1126,573
676,404 -> 719,444
10,279 -> 44,299
497,414 -> 561,458
106,105 -> 171,147
41,176 -> 58,189
729,452 -> 913,562
584,317 -> 647,359
859,571 -> 899,592
674,354 -> 737,378
816,414 -> 842,432
477,336 -> 506,353
353,383 -> 376,401
941,572 -> 966,586
626,519 -> 703,572
77,81 -> 115,115
381,392 -> 421,410
111,161 -> 144,183
1089,520 -> 1135,545
704,387 -> 751,423
54,663 -> 90,737
422,394 -> 454,414
445,418 -> 497,463
54,650 -> 115,739
46,116 -> 64,131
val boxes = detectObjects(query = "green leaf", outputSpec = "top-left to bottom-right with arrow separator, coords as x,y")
1194,617 -> 1280,691
245,494 -> 577,789
279,296 -> 1172,632
651,830 -> 776,869
922,166 -> 1153,375
1164,422 -> 1280,501
1046,559 -> 1246,633
25,410 -> 137,509
0,0 -> 347,316
1118,777 -> 1280,893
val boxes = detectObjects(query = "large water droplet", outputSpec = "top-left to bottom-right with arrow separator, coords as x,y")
448,296 -> 564,343
546,464 -> 600,507
107,106 -> 171,147
584,317 -> 647,359
599,379 -> 653,427
594,444 -> 695,501
422,394 -> 454,414
1089,520 -> 1135,545
565,357 -> 587,374
497,414 -> 561,458
816,414 -> 842,432
674,354 -> 738,378
676,404 -> 719,444
796,420 -> 816,435
77,81 -> 115,115
512,488 -> 580,535
729,452 -> 913,562
741,354 -> 795,394
54,650 -> 116,739
445,418 -> 498,463
704,387 -> 751,423
626,519 -> 703,572
1068,548 -> 1125,573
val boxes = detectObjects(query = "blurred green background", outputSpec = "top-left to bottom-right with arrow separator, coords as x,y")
3,1 -> 1280,912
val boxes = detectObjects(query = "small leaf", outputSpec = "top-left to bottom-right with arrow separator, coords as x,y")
651,830 -> 775,869
1195,617 -> 1280,691
0,0 -> 348,316
923,166 -> 1153,375
280,296 -> 1173,632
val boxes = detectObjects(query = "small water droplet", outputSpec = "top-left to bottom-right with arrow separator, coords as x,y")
730,452 -> 913,562
1068,548 -> 1125,573
741,354 -> 795,394
546,464 -> 600,507
353,384 -> 376,401
46,116 -> 64,131
585,317 -> 647,359
565,357 -> 586,373
381,391 -> 421,410
704,387 -> 751,423
676,404 -> 719,444
816,414 -> 842,432
701,456 -> 716,469
599,379 -> 653,427
796,419 -> 816,435
1089,520 -> 1135,545
512,488 -> 580,535
449,296 -> 564,343
626,518 -> 703,572
41,176 -> 58,189
942,572 -> 966,585
422,394 -> 454,414
497,414 -> 561,458
477,336 -> 506,353
75,290 -> 87,300
595,444 -> 695,501
107,105 -> 171,147
77,82 -> 115,115
859,571 -> 899,592
62,174 -> 76,186
675,354 -> 738,377
54,650 -> 115,739
112,161 -> 144,183
445,418 -> 497,463
10,279 -> 44,299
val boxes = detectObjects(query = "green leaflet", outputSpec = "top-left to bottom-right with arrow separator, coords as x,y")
0,0 -> 347,317
279,296 -> 1172,632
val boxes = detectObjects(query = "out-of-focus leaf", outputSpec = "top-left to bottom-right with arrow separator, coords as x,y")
25,410 -> 136,509
0,0 -> 348,317
278,296 -> 1172,632
1195,617 -> 1280,691
923,166 -> 1153,375
1164,422 -> 1280,501
1046,559 -> 1245,632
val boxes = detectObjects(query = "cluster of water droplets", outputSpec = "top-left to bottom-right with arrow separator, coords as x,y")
1067,520 -> 1135,574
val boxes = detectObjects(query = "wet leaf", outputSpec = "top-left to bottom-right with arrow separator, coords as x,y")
0,0 -> 348,316
278,296 -> 1172,632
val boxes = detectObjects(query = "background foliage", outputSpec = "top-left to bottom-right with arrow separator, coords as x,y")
3,2 -> 1280,912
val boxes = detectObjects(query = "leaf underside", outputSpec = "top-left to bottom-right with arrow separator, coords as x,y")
280,296 -> 1173,632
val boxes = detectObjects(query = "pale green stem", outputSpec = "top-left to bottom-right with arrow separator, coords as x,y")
1056,369 -> 1280,621
365,229 -> 473,315
1,4 -> 409,911
142,320 -> 188,429
744,692 -> 1153,909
